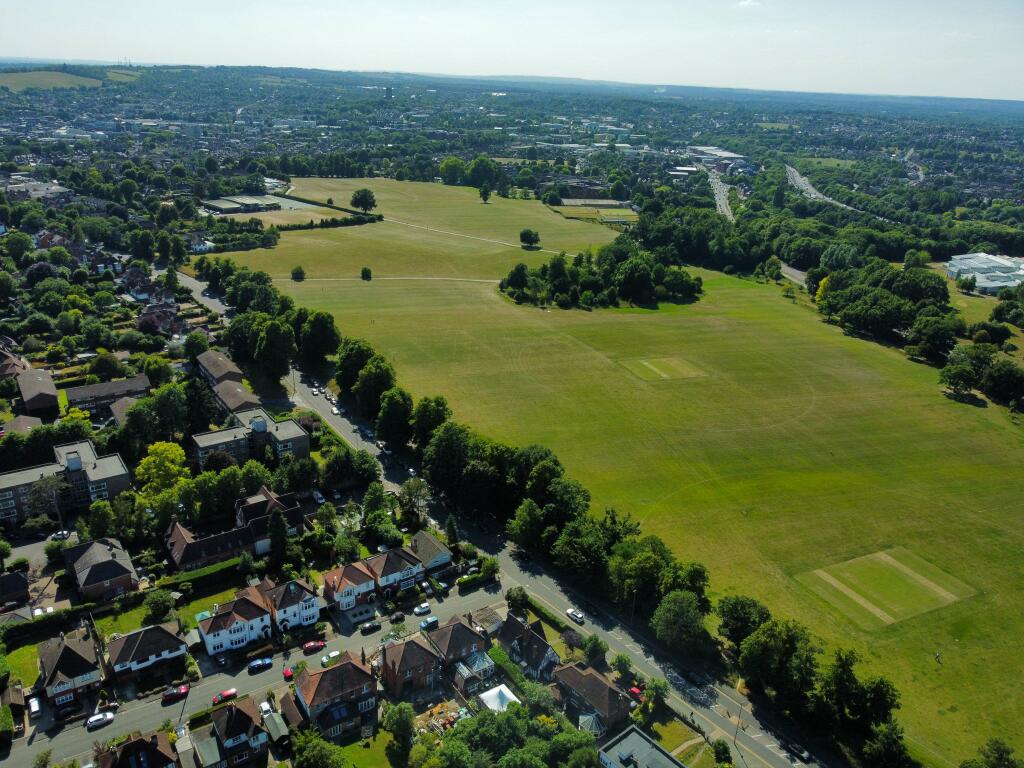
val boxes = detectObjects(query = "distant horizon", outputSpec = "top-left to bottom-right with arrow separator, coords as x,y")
3,0 -> 1022,102
3,56 -> 1024,107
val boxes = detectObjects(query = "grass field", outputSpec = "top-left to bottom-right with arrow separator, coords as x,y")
553,204 -> 639,224
222,205 -> 343,227
242,178 -> 1024,762
5,644 -> 39,687
0,71 -> 102,91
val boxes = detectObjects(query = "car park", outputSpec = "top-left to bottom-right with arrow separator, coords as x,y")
413,602 -> 431,615
566,607 -> 585,624
321,650 -> 340,667
162,684 -> 190,703
360,619 -> 382,634
86,712 -> 115,730
248,657 -> 273,672
212,688 -> 238,705
302,640 -> 325,654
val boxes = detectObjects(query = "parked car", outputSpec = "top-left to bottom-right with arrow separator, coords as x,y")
321,650 -> 340,667
248,657 -> 273,673
86,712 -> 115,730
212,688 -> 238,705
360,619 -> 382,634
437,581 -> 450,594
259,701 -> 273,720
389,611 -> 405,623
419,616 -> 439,631
27,696 -> 41,720
97,701 -> 120,712
408,468 -> 417,477
420,581 -> 433,596
312,489 -> 326,504
283,667 -> 294,681
215,654 -> 228,667
566,607 -> 585,625
162,684 -> 190,704
628,686 -> 643,701
332,488 -> 342,501
413,602 -> 431,616
331,407 -> 339,415
302,640 -> 326,654
310,388 -> 319,396
49,530 -> 71,541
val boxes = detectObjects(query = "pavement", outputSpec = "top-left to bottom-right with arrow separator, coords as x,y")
12,267 -> 825,768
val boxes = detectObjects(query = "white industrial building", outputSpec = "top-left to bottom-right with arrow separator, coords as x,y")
945,252 -> 1024,295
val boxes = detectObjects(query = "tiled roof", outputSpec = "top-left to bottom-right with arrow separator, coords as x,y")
98,731 -> 177,768
408,530 -> 451,565
426,615 -> 485,660
323,561 -> 375,593
196,350 -> 242,383
553,662 -> 631,723
212,698 -> 264,743
38,629 -> 100,687
106,622 -> 185,667
382,635 -> 441,676
63,538 -> 135,588
198,595 -> 268,634
296,651 -> 373,707
364,548 -> 421,579
265,579 -> 316,610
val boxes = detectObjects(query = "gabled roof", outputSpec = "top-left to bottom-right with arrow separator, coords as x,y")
17,369 -> 57,404
109,396 -> 138,426
3,415 -> 42,434
408,530 -> 451,565
63,538 -> 135,588
166,519 -> 254,569
426,615 -> 485,660
106,622 -> 185,667
38,629 -> 101,687
98,731 -> 177,768
196,349 -> 242,383
198,595 -> 269,634
213,380 -> 260,412
235,485 -> 300,525
295,651 -> 373,707
0,571 -> 29,600
65,374 -> 150,403
364,548 -> 421,580
212,699 -> 265,743
323,561 -> 375,593
553,662 -> 631,723
382,635 -> 441,676
497,613 -> 559,672
264,579 -> 316,611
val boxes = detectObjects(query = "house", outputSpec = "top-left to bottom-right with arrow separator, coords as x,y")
234,486 -> 305,556
0,571 -> 30,607
408,530 -> 452,572
364,548 -> 424,597
3,415 -> 43,435
425,615 -> 489,668
496,613 -> 561,681
16,369 -> 58,415
197,594 -> 272,656
292,652 -> 377,741
65,374 -> 151,419
240,578 -> 320,633
598,724 -> 687,768
192,699 -> 269,768
165,519 -> 255,571
97,731 -> 178,768
109,396 -> 138,426
551,662 -> 632,738
105,623 -> 187,678
63,538 -> 139,602
322,561 -> 376,610
38,628 -> 103,706
0,605 -> 33,629
0,347 -> 29,380
379,635 -> 443,699
192,409 -> 309,466
196,350 -> 243,387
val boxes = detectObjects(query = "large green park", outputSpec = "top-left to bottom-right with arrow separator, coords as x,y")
235,178 -> 1024,761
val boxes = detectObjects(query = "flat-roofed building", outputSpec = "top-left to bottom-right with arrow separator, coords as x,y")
192,408 -> 309,467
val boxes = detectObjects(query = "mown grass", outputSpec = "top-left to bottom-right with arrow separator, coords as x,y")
5,644 -> 39,687
258,180 -> 1022,762
0,71 -> 102,91
94,603 -> 149,640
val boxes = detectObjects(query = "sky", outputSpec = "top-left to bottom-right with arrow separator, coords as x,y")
3,0 -> 1023,101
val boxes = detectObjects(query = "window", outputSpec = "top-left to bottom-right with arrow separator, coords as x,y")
231,753 -> 248,764
358,697 -> 375,712
55,693 -> 74,705
404,669 -> 412,679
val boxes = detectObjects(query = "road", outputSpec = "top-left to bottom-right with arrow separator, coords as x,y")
707,169 -> 736,222
784,165 -> 891,224
161,269 -> 821,768
781,264 -> 806,287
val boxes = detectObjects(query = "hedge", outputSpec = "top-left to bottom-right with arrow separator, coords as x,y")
274,191 -> 384,220
456,572 -> 495,593
276,215 -> 378,232
487,646 -> 527,691
188,693 -> 251,728
0,591 -> 146,648
526,596 -> 570,633
158,557 -> 242,594
0,704 -> 13,744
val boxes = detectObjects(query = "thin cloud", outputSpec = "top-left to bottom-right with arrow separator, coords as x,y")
737,0 -> 761,6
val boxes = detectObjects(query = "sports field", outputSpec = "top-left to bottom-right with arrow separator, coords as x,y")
0,70 -> 103,91
240,179 -> 1024,762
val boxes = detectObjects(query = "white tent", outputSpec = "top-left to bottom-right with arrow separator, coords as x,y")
479,683 -> 520,713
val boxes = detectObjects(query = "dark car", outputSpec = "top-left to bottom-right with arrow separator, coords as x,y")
360,619 -> 382,634
389,611 -> 404,623
248,657 -> 273,673
162,684 -> 190,704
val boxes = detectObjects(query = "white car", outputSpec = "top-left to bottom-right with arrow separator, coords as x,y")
311,388 -> 319,396
331,407 -> 339,415
321,650 -> 340,667
413,602 -> 431,616
259,701 -> 273,720
566,607 -> 585,625
86,712 -> 115,730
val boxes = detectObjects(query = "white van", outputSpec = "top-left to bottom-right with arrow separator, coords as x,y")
28,696 -> 41,720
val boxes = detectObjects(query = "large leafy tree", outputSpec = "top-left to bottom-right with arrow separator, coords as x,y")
299,311 -> 341,365
352,354 -> 395,418
739,618 -> 820,711
254,319 -> 296,381
650,589 -> 706,651
375,386 -> 413,446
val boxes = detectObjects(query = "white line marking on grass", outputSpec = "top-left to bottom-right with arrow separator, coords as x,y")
275,276 -> 500,284
640,360 -> 671,379
873,551 -> 958,603
385,217 -> 564,255
814,569 -> 896,624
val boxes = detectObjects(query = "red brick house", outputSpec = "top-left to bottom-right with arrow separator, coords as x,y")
379,635 -> 443,699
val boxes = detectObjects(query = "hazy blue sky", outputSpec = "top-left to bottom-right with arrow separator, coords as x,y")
4,0 -> 1022,100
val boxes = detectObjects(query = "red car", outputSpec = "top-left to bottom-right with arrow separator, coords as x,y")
162,685 -> 189,703
212,688 -> 237,705
629,686 -> 643,701
302,640 -> 325,654
283,667 -> 294,681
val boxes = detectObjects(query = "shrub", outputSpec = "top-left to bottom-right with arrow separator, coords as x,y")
487,646 -> 527,690
6,557 -> 29,572
291,266 -> 306,281
361,267 -> 372,281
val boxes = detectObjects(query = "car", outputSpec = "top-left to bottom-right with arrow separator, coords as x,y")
420,581 -> 434,596
419,616 -> 439,631
375,440 -> 385,450
86,712 -> 115,730
339,407 -> 347,416
467,566 -> 480,575
312,490 -> 325,504
310,388 -> 319,396
212,688 -> 237,705
27,696 -> 41,720
98,701 -> 120,712
331,406 -> 339,415
408,468 -> 417,477
360,619 -> 382,634
259,701 -> 273,720
303,640 -> 326,654
413,602 -> 431,616
389,611 -> 405,623
50,530 -> 71,541
283,666 -> 294,681
162,684 -> 190,703
248,657 -> 273,672
215,654 -> 228,667
437,581 -> 449,594
566,607 -> 585,625
321,650 -> 341,667
628,686 -> 643,701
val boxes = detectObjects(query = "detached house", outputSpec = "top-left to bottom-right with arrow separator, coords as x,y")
192,700 -> 268,768
98,731 -> 178,768
425,615 -> 488,668
197,595 -> 272,656
235,486 -> 305,556
290,653 -> 377,742
551,662 -> 632,738
166,519 -> 255,571
63,537 -> 139,602
105,622 -> 187,679
38,628 -> 103,706
16,369 -> 58,415
496,613 -> 561,681
364,548 -> 423,597
408,530 -> 452,572
322,561 -> 376,610
380,635 -> 443,700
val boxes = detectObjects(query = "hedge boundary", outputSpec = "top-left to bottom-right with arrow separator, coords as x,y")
275,191 -> 384,220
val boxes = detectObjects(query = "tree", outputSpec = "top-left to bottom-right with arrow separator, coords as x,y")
581,634 -> 608,666
981,358 -> 1024,403
960,739 -> 1020,768
254,319 -> 296,381
241,460 -> 273,494
479,183 -> 491,204
445,514 -> 460,545
353,355 -> 396,418
350,189 -> 377,214
712,739 -> 732,765
651,590 -> 705,651
940,362 -> 978,397
360,266 -> 372,281
136,442 -> 188,495
520,229 -> 540,248
299,311 -> 341,365
27,474 -> 68,526
861,722 -> 911,768
315,502 -> 337,534
87,500 -> 114,540
183,331 -> 209,360
439,156 -> 466,185
739,618 -> 820,710
269,508 -> 288,566
291,265 -> 306,281
396,477 -> 429,522
0,539 -> 10,571
717,595 -> 771,648
376,386 -> 413,446
382,702 -> 416,767
906,314 -> 964,364
611,652 -> 633,680
411,395 -> 451,448
143,589 -> 175,624
505,586 -> 529,614
143,356 -> 174,387
336,337 -> 375,391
